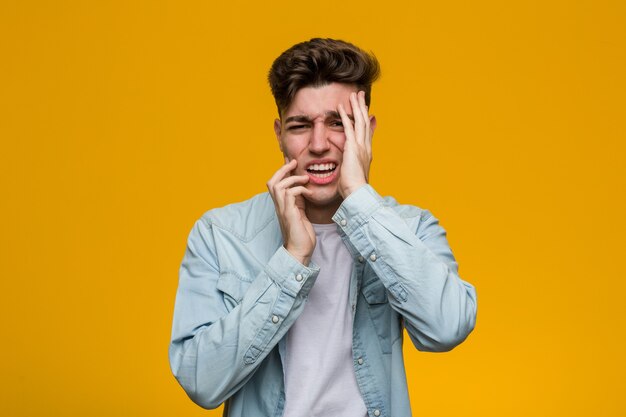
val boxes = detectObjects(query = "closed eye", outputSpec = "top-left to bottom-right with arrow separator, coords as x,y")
287,124 -> 307,130
329,120 -> 345,131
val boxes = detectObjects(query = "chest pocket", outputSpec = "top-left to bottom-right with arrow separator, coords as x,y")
361,278 -> 388,304
217,272 -> 253,311
360,274 -> 401,354
361,277 -> 392,353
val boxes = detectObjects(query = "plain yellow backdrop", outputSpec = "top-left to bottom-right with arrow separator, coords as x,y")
1,0 -> 625,415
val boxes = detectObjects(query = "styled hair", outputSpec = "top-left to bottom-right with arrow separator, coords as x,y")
268,38 -> 381,117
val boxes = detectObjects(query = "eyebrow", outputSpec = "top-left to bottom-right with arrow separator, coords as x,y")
284,111 -> 354,124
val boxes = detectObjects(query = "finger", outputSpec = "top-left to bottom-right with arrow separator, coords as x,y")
285,186 -> 314,212
268,160 -> 297,212
267,159 -> 297,191
365,114 -> 376,156
271,175 -> 309,212
276,174 -> 310,190
350,92 -> 365,145
337,103 -> 356,144
356,91 -> 370,145
286,185 -> 313,198
358,91 -> 371,131
358,92 -> 371,155
272,174 -> 309,212
366,124 -> 373,156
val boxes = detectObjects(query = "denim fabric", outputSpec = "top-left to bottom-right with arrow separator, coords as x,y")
169,185 -> 477,417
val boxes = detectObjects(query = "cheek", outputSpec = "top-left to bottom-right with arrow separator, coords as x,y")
328,133 -> 346,152
281,137 -> 308,158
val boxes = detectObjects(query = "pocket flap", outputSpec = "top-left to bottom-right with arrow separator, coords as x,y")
216,272 -> 248,303
361,279 -> 388,304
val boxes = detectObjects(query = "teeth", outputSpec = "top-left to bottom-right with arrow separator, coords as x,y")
307,163 -> 336,171
309,171 -> 333,178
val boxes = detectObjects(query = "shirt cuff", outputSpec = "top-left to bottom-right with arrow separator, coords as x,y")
264,246 -> 320,298
332,184 -> 384,235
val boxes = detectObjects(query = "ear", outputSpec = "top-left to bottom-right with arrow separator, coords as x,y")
369,115 -> 377,133
273,118 -> 284,154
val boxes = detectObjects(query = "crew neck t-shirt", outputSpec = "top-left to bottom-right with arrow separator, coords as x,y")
282,223 -> 367,417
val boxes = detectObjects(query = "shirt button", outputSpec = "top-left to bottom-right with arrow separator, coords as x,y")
295,274 -> 303,282
374,410 -> 381,417
340,219 -> 347,226
357,357 -> 364,365
358,256 -> 364,263
370,253 -> 377,262
271,315 -> 279,324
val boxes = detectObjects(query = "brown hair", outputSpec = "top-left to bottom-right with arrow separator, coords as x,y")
268,38 -> 381,117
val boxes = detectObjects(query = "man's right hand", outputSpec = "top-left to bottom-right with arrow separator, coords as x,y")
267,159 -> 316,266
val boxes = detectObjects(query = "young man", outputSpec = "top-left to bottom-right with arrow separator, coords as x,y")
169,38 -> 477,417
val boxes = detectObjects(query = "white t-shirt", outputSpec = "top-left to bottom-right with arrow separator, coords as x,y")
282,223 -> 367,417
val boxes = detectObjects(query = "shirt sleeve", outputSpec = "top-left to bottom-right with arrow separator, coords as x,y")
168,218 -> 319,409
332,185 -> 477,352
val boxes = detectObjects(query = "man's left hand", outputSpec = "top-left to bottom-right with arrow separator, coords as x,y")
337,90 -> 376,198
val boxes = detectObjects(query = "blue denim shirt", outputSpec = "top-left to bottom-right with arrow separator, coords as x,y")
169,185 -> 477,417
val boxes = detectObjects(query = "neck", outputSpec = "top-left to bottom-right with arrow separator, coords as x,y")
305,198 -> 343,224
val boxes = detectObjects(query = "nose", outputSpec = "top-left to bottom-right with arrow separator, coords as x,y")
308,122 -> 331,154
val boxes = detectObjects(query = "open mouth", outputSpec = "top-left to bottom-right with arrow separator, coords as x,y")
306,162 -> 337,178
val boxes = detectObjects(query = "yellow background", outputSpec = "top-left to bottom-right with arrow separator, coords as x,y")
1,0 -> 625,415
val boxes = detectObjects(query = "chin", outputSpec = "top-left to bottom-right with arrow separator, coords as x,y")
304,189 -> 343,208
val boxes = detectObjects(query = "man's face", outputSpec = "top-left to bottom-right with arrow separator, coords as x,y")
274,82 -> 358,210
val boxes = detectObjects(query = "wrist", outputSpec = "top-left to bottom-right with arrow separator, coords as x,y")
341,181 -> 367,198
284,245 -> 312,266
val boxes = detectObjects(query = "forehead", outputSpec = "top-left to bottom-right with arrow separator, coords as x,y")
283,83 -> 358,118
